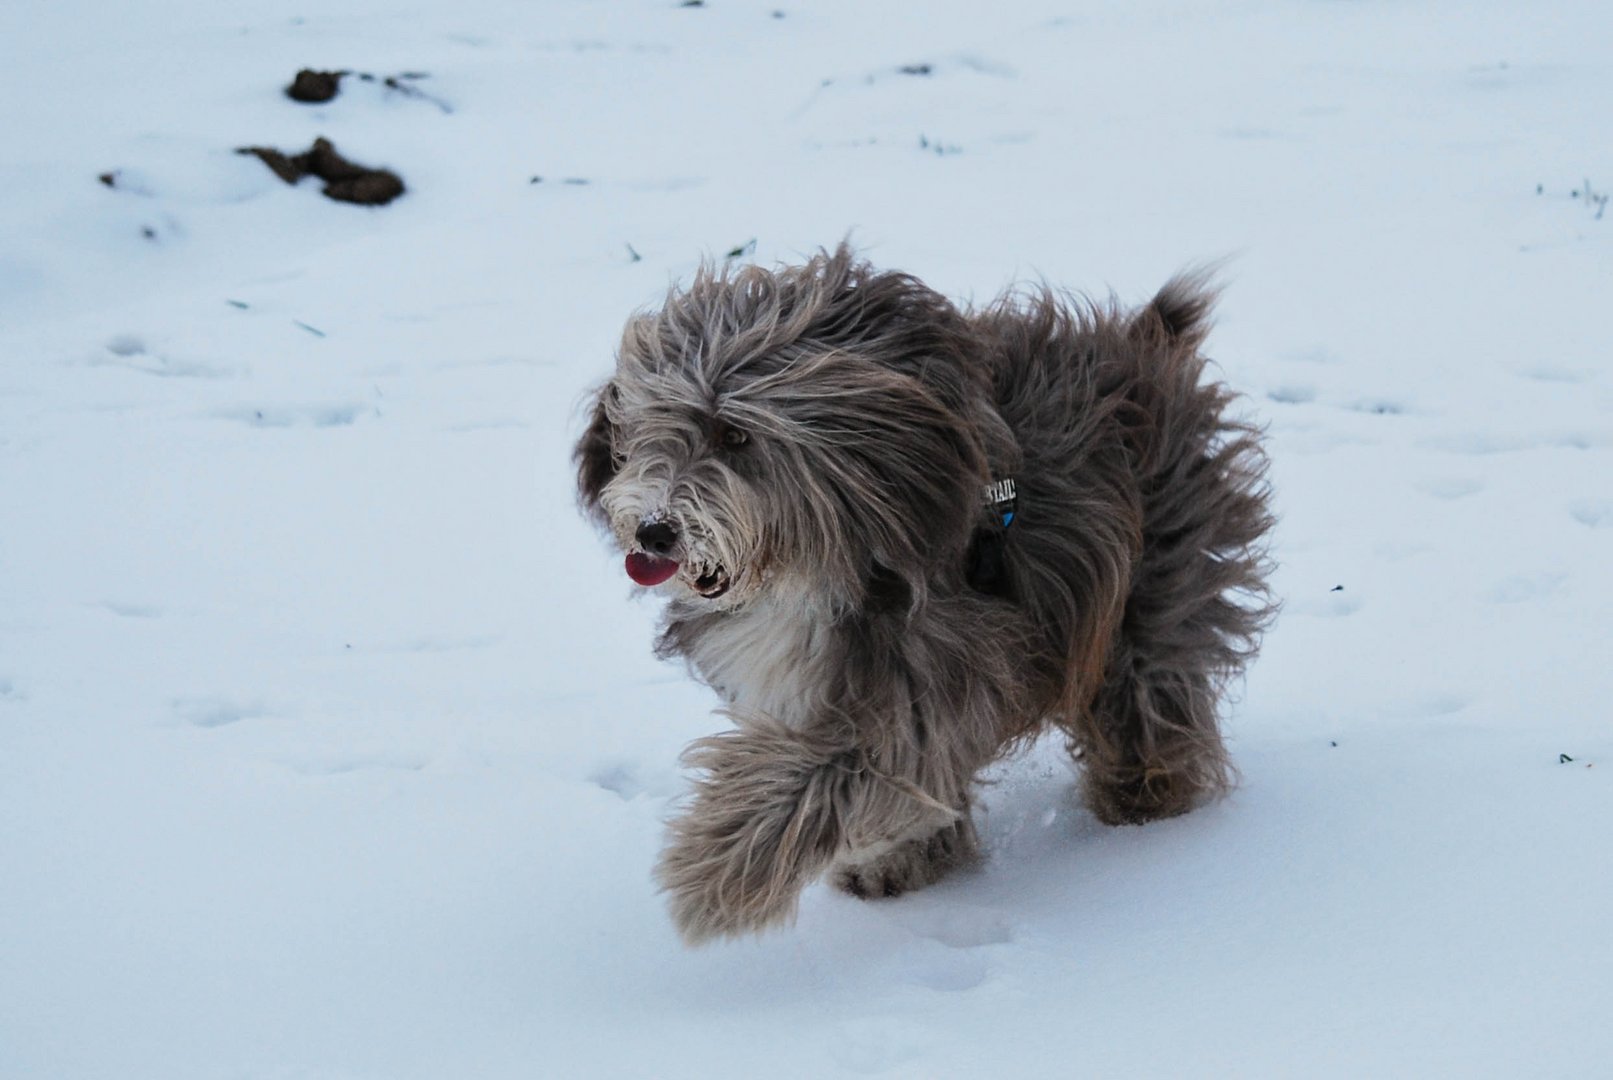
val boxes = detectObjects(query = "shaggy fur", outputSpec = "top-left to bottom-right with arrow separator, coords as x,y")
575,245 -> 1274,944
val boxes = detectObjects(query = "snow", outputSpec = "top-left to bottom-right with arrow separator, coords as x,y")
2,1 -> 1609,1076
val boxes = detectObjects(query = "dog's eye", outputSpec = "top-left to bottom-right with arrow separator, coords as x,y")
720,426 -> 749,449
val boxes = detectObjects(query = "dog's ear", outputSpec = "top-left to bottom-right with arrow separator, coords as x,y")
574,382 -> 618,524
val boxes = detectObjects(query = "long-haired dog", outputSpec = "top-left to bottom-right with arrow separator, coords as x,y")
575,245 -> 1274,944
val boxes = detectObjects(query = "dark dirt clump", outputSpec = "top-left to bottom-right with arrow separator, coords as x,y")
283,67 -> 451,113
286,69 -> 344,103
237,137 -> 405,206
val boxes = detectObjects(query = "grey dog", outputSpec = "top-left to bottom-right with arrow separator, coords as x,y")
576,245 -> 1274,944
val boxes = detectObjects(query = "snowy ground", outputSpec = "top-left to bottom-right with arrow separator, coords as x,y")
2,1 -> 1609,1076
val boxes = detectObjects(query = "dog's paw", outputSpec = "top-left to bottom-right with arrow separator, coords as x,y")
1084,769 -> 1217,826
832,820 -> 977,901
835,861 -> 916,901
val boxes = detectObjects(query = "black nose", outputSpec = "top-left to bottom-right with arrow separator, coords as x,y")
635,521 -> 678,557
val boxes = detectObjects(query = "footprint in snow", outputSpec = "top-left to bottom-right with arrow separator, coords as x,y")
1427,431 -> 1607,455
591,763 -> 646,800
95,336 -> 235,379
1281,346 -> 1342,365
1569,499 -> 1611,528
1486,573 -> 1566,604
106,334 -> 145,357
216,404 -> 367,428
901,947 -> 990,993
1518,365 -> 1590,384
1345,398 -> 1407,416
281,752 -> 428,777
1266,384 -> 1317,405
910,907 -> 1014,950
100,600 -> 162,618
174,696 -> 267,728
589,762 -> 678,801
842,908 -> 1011,997
1418,476 -> 1483,500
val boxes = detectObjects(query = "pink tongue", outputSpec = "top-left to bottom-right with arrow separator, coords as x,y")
625,552 -> 679,587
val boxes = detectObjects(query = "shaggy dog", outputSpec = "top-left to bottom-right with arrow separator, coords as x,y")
575,245 -> 1274,944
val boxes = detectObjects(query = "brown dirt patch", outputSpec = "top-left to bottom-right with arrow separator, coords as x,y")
237,137 -> 405,206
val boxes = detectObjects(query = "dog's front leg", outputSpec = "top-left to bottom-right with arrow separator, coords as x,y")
657,715 -> 956,944
656,717 -> 852,944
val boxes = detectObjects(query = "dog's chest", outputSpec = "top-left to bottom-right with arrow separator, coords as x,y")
683,602 -> 828,725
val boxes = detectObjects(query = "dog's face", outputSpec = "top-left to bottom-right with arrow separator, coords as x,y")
577,364 -> 767,610
576,247 -> 989,613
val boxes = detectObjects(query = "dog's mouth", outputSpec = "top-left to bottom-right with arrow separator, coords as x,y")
624,552 -> 733,599
689,565 -> 732,599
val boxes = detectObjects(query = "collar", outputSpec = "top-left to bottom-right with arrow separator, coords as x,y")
984,477 -> 1017,527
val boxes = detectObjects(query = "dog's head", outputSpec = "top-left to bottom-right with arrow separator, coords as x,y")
575,245 -> 991,613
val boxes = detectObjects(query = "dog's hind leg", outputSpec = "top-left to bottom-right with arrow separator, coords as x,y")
1073,489 -> 1272,825
1075,421 -> 1272,824
1077,649 -> 1233,825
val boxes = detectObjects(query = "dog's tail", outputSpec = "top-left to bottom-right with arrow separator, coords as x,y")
1130,268 -> 1220,351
